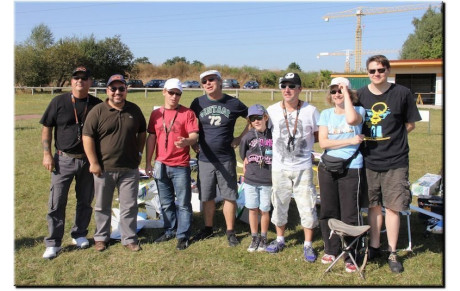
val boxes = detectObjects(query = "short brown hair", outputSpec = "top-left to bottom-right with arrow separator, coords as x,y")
366,55 -> 391,70
326,88 -> 358,106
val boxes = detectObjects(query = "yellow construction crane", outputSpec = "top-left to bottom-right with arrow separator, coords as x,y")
323,3 -> 442,72
317,49 -> 400,72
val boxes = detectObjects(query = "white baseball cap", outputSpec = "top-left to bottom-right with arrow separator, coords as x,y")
164,78 -> 183,92
200,70 -> 221,81
329,77 -> 351,89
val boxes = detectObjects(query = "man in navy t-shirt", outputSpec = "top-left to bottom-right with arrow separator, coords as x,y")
190,70 -> 248,246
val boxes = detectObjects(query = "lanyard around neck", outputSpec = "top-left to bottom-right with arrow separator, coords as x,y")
282,99 -> 301,152
71,94 -> 89,141
162,105 -> 180,150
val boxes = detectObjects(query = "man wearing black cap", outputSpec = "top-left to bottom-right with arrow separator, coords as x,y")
40,66 -> 102,259
83,74 -> 146,252
266,72 -> 320,263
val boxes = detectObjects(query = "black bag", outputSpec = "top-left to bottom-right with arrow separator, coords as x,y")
321,149 -> 359,174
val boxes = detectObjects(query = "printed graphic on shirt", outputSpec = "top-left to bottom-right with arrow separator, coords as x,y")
275,117 -> 308,162
328,123 -> 354,135
199,105 -> 231,126
364,102 -> 391,141
248,137 -> 273,165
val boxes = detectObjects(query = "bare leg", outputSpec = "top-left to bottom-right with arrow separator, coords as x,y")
369,205 -> 383,248
223,199 -> 236,231
202,199 -> 215,227
384,208 -> 400,252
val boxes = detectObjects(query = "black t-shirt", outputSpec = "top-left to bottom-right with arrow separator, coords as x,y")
239,128 -> 272,186
40,92 -> 102,154
357,83 -> 421,171
190,94 -> 248,162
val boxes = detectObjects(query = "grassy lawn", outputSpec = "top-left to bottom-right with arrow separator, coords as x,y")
14,90 -> 444,286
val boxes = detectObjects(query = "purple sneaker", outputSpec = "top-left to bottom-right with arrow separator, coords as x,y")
266,240 -> 285,253
304,246 -> 317,263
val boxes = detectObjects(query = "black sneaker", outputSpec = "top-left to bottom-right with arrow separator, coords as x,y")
368,246 -> 381,261
388,252 -> 404,273
247,235 -> 260,252
257,236 -> 268,252
176,238 -> 189,250
227,233 -> 240,247
154,232 -> 175,243
192,228 -> 213,242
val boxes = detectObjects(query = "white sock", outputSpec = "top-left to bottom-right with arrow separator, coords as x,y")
276,236 -> 285,243
304,241 -> 312,247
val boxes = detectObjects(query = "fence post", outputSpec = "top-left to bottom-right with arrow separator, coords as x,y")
271,90 -> 274,101
145,89 -> 148,98
31,88 -> 34,95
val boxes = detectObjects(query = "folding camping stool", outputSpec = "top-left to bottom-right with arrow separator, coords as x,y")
324,219 -> 371,279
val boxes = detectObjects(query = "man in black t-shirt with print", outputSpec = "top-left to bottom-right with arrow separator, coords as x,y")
190,70 -> 248,247
357,55 -> 421,273
40,66 -> 102,259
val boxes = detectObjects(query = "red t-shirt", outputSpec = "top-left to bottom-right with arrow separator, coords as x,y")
147,105 -> 198,167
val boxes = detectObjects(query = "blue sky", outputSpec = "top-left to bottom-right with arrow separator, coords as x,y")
14,0 -> 443,73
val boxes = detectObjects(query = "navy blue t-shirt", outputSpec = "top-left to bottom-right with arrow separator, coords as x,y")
190,94 -> 248,162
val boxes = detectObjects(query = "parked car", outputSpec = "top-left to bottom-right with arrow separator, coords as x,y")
222,79 -> 240,89
92,80 -> 107,87
126,79 -> 144,88
144,79 -> 165,88
182,80 -> 200,88
243,81 -> 259,89
158,80 -> 166,88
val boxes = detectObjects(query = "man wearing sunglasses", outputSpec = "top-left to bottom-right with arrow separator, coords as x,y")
83,74 -> 146,252
40,66 -> 102,259
357,55 -> 421,273
190,70 -> 248,247
145,78 -> 199,250
266,72 -> 320,263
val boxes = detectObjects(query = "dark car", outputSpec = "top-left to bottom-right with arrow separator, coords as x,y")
126,79 -> 144,88
182,80 -> 200,88
158,80 -> 166,88
243,81 -> 259,89
222,79 -> 240,89
144,79 -> 165,88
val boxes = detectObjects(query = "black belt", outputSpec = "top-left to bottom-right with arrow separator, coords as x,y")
57,150 -> 86,159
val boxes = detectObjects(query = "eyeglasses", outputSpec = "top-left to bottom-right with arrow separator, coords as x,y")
201,78 -> 216,84
249,115 -> 264,122
368,68 -> 386,74
167,91 -> 182,96
109,86 -> 126,92
280,84 -> 300,89
330,89 -> 342,95
73,76 -> 88,81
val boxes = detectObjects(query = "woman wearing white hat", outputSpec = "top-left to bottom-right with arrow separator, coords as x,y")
317,77 -> 366,273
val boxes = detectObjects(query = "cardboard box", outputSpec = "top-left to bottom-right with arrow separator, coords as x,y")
411,173 -> 442,196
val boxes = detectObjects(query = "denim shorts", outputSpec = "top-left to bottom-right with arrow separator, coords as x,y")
243,183 -> 272,212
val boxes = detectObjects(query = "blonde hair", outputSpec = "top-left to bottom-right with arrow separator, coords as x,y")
247,113 -> 269,130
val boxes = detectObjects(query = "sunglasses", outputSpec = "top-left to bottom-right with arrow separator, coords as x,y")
168,91 -> 182,96
368,68 -> 386,74
109,86 -> 126,92
280,84 -> 299,89
201,78 -> 216,84
249,115 -> 264,122
330,89 -> 342,95
73,76 -> 88,81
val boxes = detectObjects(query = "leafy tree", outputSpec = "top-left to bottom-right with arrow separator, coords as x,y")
25,23 -> 54,50
260,71 -> 278,87
134,57 -> 150,64
287,62 -> 301,71
48,37 -> 86,87
400,7 -> 443,59
191,60 -> 204,68
164,56 -> 189,66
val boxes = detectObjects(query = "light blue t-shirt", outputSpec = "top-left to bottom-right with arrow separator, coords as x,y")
317,106 -> 366,169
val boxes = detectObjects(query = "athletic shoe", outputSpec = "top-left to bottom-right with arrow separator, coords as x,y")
368,246 -> 381,260
257,236 -> 268,252
388,252 -> 404,273
42,246 -> 62,259
345,262 -> 357,273
192,228 -> 213,242
176,238 -> 189,250
72,237 -> 89,249
265,240 -> 285,253
247,235 -> 260,252
154,232 -> 175,243
321,254 -> 336,264
303,246 -> 317,263
227,233 -> 240,247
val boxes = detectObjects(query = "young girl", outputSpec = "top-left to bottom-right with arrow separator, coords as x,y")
239,104 -> 272,252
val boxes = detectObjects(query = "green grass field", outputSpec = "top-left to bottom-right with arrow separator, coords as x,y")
14,90 -> 444,286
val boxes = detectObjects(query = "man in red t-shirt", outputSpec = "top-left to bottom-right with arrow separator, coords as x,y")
145,78 -> 199,250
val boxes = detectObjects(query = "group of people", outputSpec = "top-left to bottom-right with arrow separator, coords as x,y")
40,55 -> 421,275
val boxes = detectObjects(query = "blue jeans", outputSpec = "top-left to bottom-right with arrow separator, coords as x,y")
155,162 -> 192,239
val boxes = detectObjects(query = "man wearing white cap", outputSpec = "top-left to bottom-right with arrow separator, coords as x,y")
145,78 -> 199,250
190,70 -> 248,247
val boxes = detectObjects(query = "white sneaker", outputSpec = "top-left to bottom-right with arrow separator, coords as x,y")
42,247 -> 62,259
72,237 -> 90,249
